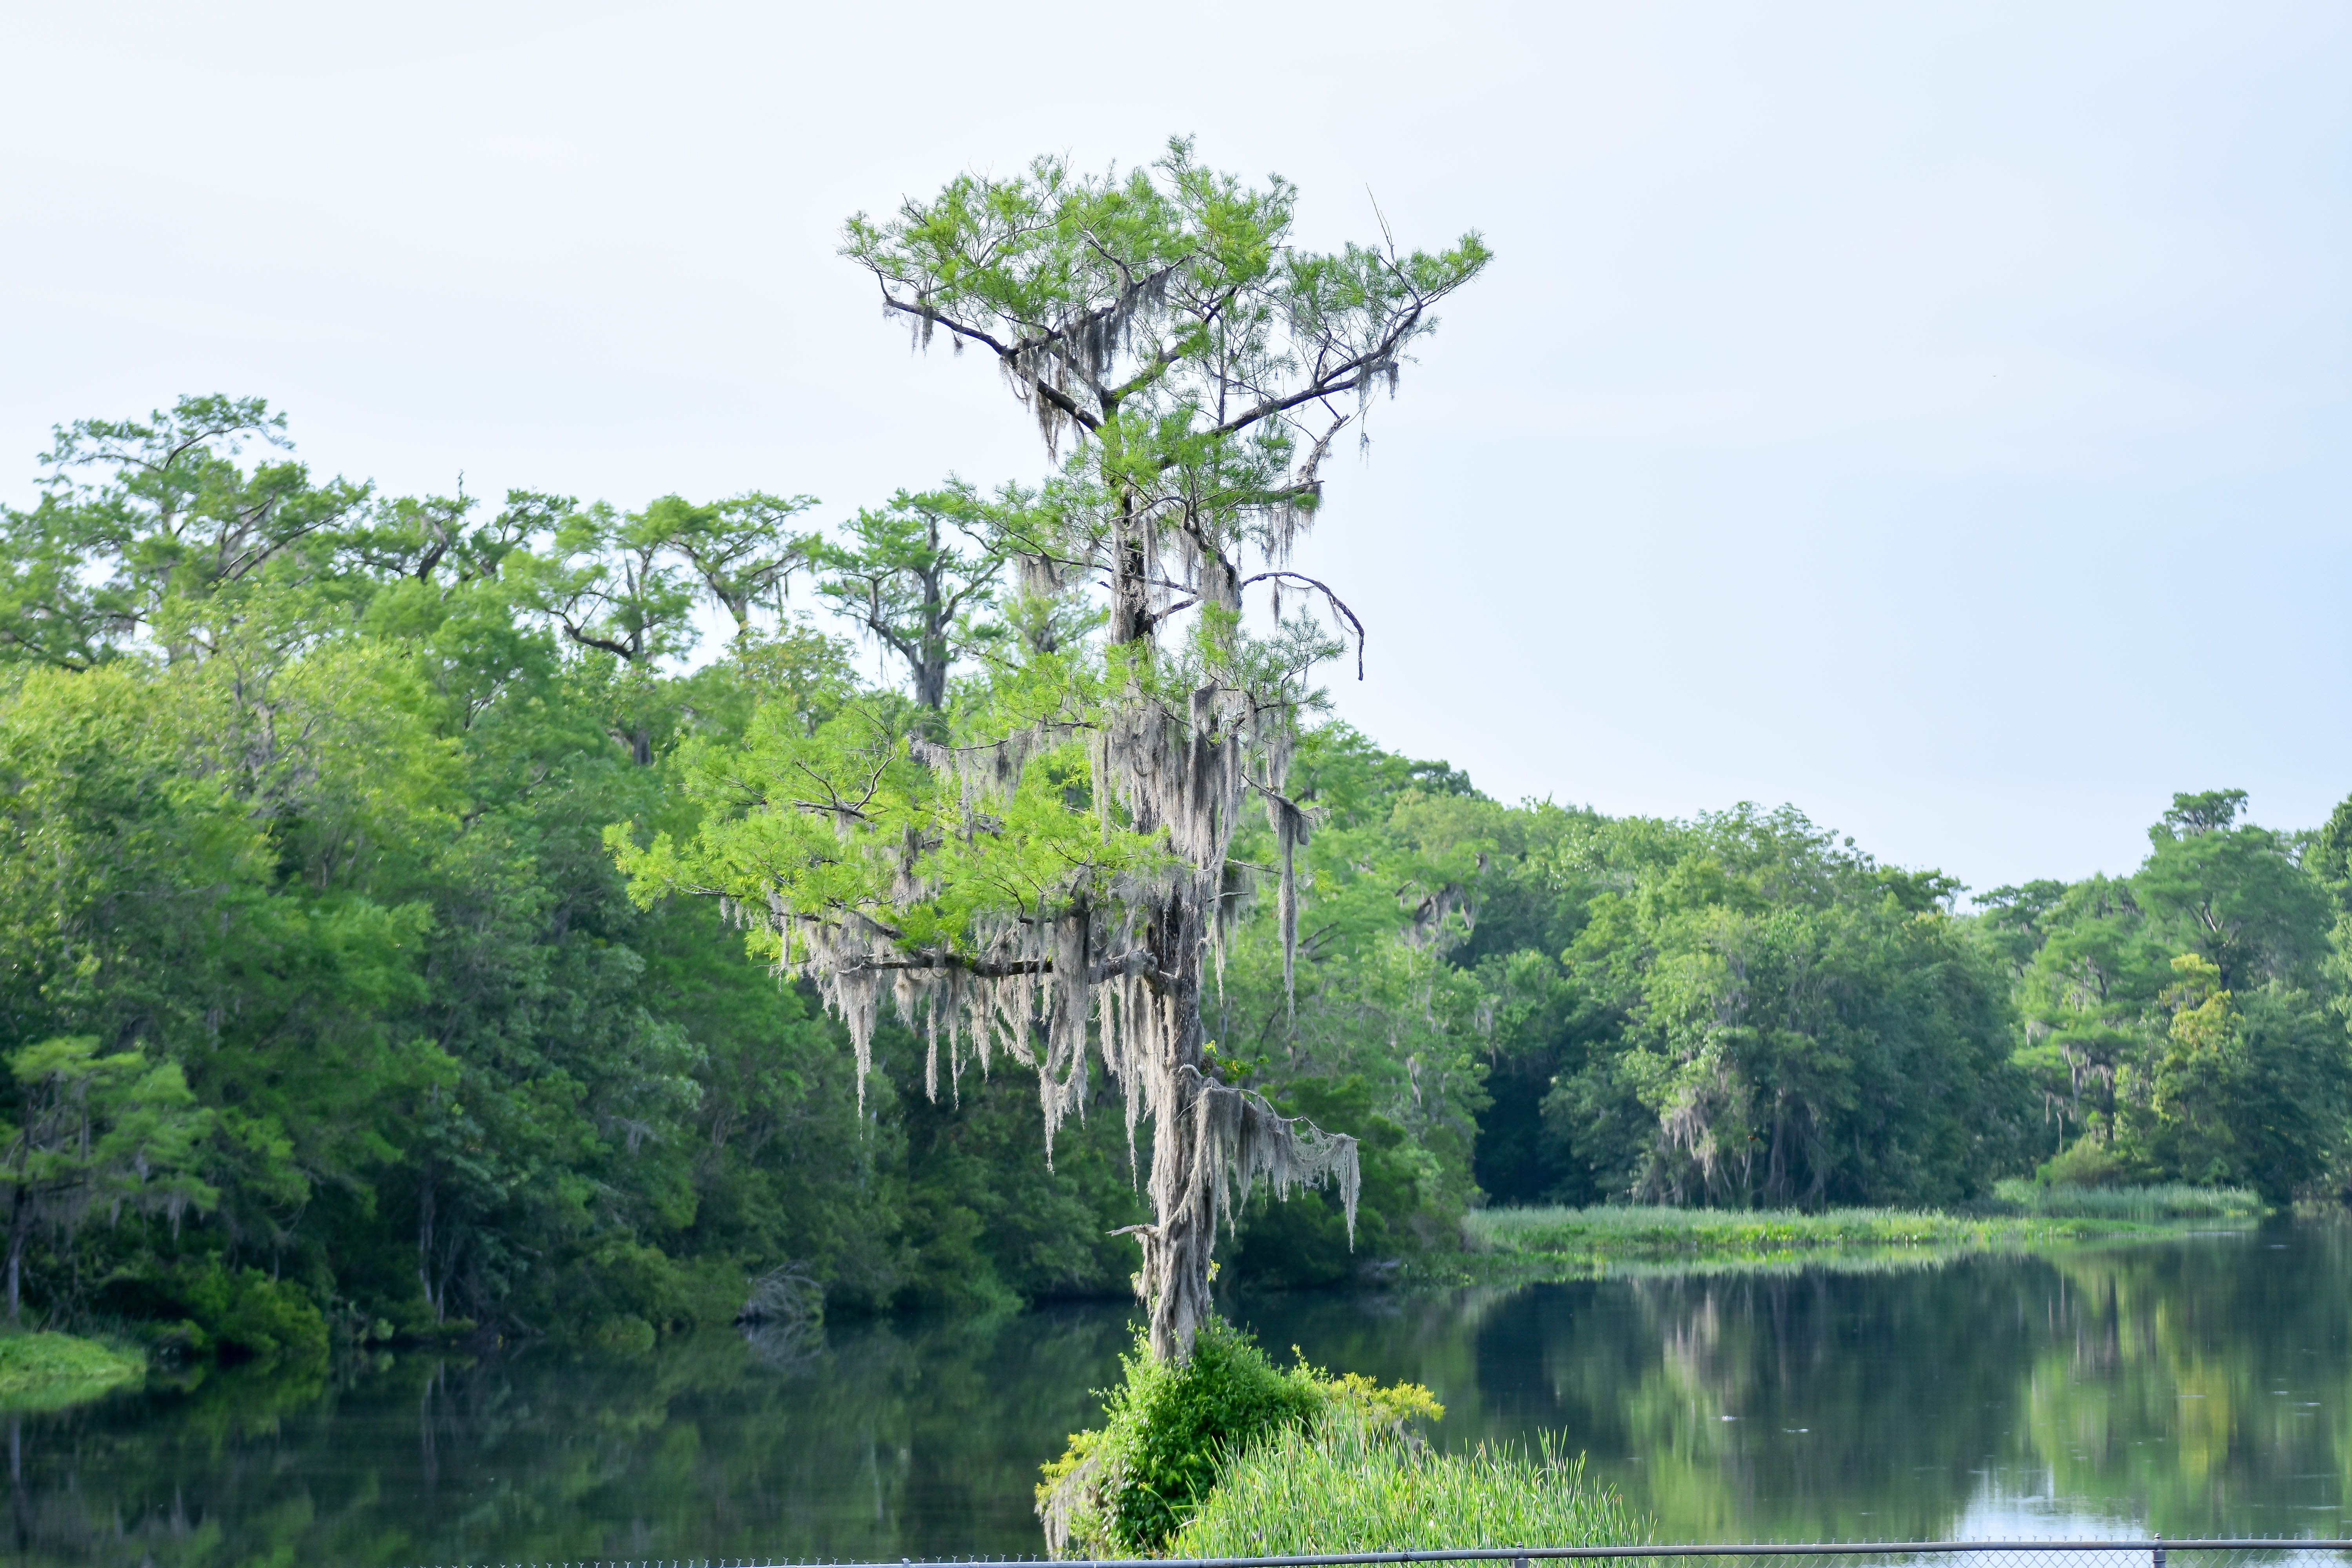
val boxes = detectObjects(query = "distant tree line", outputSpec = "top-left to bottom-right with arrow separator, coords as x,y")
0,392 -> 2344,1357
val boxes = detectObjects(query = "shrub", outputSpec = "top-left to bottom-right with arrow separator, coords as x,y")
1171,1417 -> 1647,1555
183,1267 -> 330,1363
100,1263 -> 328,1365
2039,1132 -> 2131,1188
1036,1318 -> 1441,1557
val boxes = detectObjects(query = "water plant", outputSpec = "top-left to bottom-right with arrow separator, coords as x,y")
1986,1179 -> 2263,1220
1460,1188 -> 2264,1276
1036,1318 -> 1444,1557
1170,1417 -> 1647,1555
0,1331 -> 142,1410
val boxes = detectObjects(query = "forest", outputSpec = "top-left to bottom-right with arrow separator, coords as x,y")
1,146 -> 2348,1367
0,394 -> 2347,1365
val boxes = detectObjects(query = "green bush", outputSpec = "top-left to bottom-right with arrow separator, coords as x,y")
1036,1318 -> 1440,1557
2038,1132 -> 2131,1188
1171,1417 -> 1647,1555
100,1263 -> 327,1365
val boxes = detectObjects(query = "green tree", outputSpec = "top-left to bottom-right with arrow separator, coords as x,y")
1534,808 -> 2022,1208
1,1037 -> 216,1321
630,138 -> 1489,1359
652,491 -> 821,642
3,396 -> 369,666
2136,789 -> 2331,989
814,481 -> 1006,716
2003,791 -> 2348,1197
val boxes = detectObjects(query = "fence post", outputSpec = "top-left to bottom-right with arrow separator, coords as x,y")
2154,1534 -> 2165,1568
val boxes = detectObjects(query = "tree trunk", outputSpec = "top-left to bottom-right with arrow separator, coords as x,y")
417,1162 -> 439,1324
915,653 -> 947,713
1102,486 -> 1219,1359
5,1190 -> 27,1327
1140,1072 -> 1216,1360
1134,867 -> 1218,1360
1109,496 -> 1152,646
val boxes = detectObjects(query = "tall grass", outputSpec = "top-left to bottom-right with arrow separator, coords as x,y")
1465,1185 -> 2262,1265
1988,1179 -> 2263,1220
1466,1204 -> 1993,1256
0,1332 -> 143,1411
1169,1418 -> 1648,1556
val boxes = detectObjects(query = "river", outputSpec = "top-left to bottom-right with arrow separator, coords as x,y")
6,1225 -> 2347,1565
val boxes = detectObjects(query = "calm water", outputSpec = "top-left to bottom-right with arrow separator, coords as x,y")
9,1226 -> 2350,1565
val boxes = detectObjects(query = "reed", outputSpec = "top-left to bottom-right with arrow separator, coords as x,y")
1987,1179 -> 2263,1220
1463,1185 -> 2261,1266
1169,1418 -> 1647,1556
0,1332 -> 143,1410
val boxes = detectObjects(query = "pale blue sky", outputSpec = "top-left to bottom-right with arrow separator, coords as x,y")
3,1 -> 2347,895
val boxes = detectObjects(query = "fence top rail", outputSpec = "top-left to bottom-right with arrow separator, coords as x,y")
715,1544 -> 2352,1568
412,1546 -> 2352,1568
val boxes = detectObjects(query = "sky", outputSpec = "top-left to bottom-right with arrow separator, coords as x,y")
3,0 -> 2348,896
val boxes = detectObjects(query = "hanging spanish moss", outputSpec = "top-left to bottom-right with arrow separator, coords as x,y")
808,140 -> 1485,1357
717,671 -> 1357,1359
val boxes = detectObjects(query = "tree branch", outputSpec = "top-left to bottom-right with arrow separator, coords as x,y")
1240,570 -> 1367,679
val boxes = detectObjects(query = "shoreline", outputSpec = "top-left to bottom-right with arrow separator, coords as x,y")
0,1332 -> 146,1411
1443,1191 -> 2268,1285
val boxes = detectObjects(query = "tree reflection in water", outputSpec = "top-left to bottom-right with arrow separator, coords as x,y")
2,1230 -> 2347,1566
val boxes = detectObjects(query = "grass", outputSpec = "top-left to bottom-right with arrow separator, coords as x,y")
1987,1179 -> 2263,1220
1459,1184 -> 2263,1281
0,1331 -> 143,1411
1169,1417 -> 1647,1555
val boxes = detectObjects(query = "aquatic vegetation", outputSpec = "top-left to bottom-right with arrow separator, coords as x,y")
1987,1179 -> 2263,1220
1170,1417 -> 1647,1555
0,1331 -> 142,1410
1037,1318 -> 1443,1557
1461,1192 -> 2259,1276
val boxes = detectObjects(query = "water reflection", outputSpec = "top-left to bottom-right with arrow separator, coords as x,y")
1238,1228 -> 2352,1543
3,1228 -> 2346,1566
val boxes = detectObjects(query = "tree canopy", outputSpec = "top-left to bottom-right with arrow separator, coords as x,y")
0,149 -> 2347,1371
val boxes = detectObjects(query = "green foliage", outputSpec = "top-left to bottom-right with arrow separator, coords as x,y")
812,480 -> 1010,714
5,370 -> 2352,1365
1044,1318 -> 1324,1553
0,1330 -> 143,1410
1453,804 -> 2026,1210
1989,790 -> 2352,1201
1169,1418 -> 1646,1556
1987,1179 -> 2263,1220
1461,1194 -> 2255,1275
0,1035 -> 216,1319
1036,1318 -> 1443,1556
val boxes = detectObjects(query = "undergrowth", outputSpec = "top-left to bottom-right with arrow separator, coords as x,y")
1171,1418 -> 1648,1555
1986,1180 -> 2263,1220
1463,1185 -> 2263,1270
1035,1318 -> 1442,1558
0,1331 -> 143,1410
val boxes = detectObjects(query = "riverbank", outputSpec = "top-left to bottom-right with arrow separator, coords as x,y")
1456,1183 -> 2264,1282
0,1332 -> 145,1410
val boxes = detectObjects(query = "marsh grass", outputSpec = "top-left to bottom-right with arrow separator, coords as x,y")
1465,1185 -> 2261,1270
1468,1205 -> 2005,1258
1169,1418 -> 1646,1555
1987,1180 -> 2263,1220
0,1332 -> 143,1411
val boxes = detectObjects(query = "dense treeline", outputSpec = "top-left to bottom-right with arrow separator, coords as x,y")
0,397 -> 2346,1360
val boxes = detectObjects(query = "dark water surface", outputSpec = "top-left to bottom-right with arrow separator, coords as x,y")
9,1226 -> 2351,1566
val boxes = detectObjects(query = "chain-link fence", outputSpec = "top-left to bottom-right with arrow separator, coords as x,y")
393,1543 -> 2352,1568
